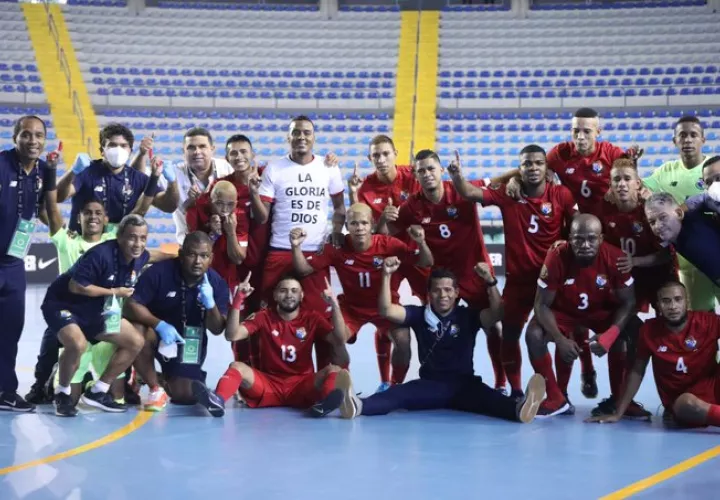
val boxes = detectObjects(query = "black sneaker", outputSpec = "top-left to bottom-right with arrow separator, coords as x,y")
581,370 -> 599,399
191,380 -> 225,417
25,384 -> 53,405
0,392 -> 35,413
309,389 -> 344,418
591,396 -> 617,417
80,389 -> 127,413
54,392 -> 78,417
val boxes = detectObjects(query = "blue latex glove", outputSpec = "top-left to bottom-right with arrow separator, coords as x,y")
156,320 -> 185,344
72,153 -> 91,174
685,192 -> 720,215
161,160 -> 176,183
198,274 -> 215,309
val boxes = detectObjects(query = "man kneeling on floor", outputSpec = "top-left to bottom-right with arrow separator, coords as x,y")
191,275 -> 352,417
335,257 -> 545,422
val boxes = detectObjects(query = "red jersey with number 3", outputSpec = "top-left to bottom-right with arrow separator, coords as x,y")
481,183 -> 576,283
307,235 -> 418,309
537,241 -> 634,324
243,308 -> 332,377
637,312 -> 720,408
549,141 -> 625,215
600,200 -> 678,311
395,181 -> 492,277
357,166 -> 420,222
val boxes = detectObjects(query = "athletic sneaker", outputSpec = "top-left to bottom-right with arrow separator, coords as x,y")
561,393 -> 576,416
536,397 -> 570,418
335,369 -> 361,419
591,396 -> 616,417
581,370 -> 598,399
495,386 -> 509,397
375,382 -> 391,393
54,392 -> 78,417
510,389 -> 525,401
623,401 -> 652,420
80,389 -> 127,413
309,389 -> 344,418
0,392 -> 35,413
592,396 -> 651,420
515,374 -> 545,424
191,380 -> 225,418
25,384 -> 53,405
144,387 -> 169,412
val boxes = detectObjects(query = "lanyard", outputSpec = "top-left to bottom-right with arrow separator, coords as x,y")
111,246 -> 134,288
419,317 -> 454,369
187,161 -> 217,189
180,279 -> 206,329
16,161 -> 41,219
102,168 -> 130,218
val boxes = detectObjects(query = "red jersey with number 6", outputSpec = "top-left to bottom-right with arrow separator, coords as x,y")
537,241 -> 634,325
549,141 -> 625,215
481,183 -> 576,284
243,308 -> 333,377
637,312 -> 720,408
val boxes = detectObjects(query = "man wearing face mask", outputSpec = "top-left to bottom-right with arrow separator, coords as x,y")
0,115 -> 55,412
57,123 -> 179,233
133,128 -> 233,245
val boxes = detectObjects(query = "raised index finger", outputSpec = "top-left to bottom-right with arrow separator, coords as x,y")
324,276 -> 332,289
353,161 -> 359,177
243,271 -> 252,284
454,149 -> 461,165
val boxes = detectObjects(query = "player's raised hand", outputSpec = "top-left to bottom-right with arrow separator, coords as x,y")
198,273 -> 216,309
448,150 -> 463,179
209,214 -> 222,237
324,152 -> 339,168
111,287 -> 135,298
380,198 -> 399,223
587,332 -> 608,357
188,183 -> 202,203
406,224 -> 425,243
625,144 -> 645,165
557,337 -> 582,363
321,276 -> 339,306
505,176 -> 524,200
289,227 -> 307,248
473,262 -> 494,282
46,141 -> 63,168
348,162 -> 363,193
237,271 -> 254,297
639,186 -> 652,201
382,256 -> 401,275
248,166 -> 261,193
616,253 -> 633,274
139,133 -> 155,155
150,150 -> 164,178
584,413 -> 622,424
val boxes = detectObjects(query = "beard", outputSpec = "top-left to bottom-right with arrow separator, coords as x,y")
664,312 -> 688,328
277,300 -> 300,313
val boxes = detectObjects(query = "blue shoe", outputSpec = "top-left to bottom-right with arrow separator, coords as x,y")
375,382 -> 391,393
192,380 -> 225,417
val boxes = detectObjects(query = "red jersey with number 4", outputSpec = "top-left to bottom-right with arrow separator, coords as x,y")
637,312 -> 720,408
549,141 -> 625,215
243,308 -> 333,377
481,183 -> 576,283
538,241 -> 634,324
395,181 -> 491,275
357,166 -> 420,222
600,200 -> 678,312
307,235 -> 418,309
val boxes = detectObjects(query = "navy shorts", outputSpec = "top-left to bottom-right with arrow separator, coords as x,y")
42,304 -> 105,344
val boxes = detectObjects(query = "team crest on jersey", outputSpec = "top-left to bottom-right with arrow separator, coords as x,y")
596,274 -> 608,288
122,184 -> 134,198
130,271 -> 137,285
449,324 -> 459,337
696,179 -> 705,190
684,336 -> 697,350
400,191 -> 409,201
541,202 -> 552,216
372,256 -> 384,268
296,328 -> 307,341
592,162 -> 603,174
446,206 -> 458,218
632,221 -> 644,234
59,310 -> 72,319
608,221 -> 616,228
271,329 -> 279,337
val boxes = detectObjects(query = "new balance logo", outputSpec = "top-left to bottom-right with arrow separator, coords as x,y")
166,291 -> 177,298
422,217 -> 431,224
373,198 -> 382,204
564,279 -> 575,285
344,259 -> 355,265
657,346 -> 668,352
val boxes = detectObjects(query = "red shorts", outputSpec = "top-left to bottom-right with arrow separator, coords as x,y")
241,371 -> 319,409
502,280 -> 537,328
552,312 -> 613,339
458,275 -> 491,311
399,261 -> 430,302
339,298 -> 397,343
260,250 -> 331,315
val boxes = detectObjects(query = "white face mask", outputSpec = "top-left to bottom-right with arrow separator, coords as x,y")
707,181 -> 720,203
104,146 -> 130,169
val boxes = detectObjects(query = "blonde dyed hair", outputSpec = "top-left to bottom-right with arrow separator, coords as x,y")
211,180 -> 237,200
347,203 -> 373,221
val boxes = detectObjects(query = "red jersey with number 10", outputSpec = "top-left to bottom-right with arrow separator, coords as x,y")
538,241 -> 634,324
637,312 -> 720,408
243,308 -> 333,377
481,183 -> 576,283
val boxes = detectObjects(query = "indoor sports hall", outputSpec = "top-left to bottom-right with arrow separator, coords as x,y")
1,0 -> 719,498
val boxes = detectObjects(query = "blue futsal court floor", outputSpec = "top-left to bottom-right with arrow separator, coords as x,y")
1,279 -> 718,499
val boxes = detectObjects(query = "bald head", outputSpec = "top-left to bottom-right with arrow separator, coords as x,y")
571,214 -> 602,235
569,214 -> 603,264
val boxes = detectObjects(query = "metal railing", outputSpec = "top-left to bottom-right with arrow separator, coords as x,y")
42,0 -> 93,154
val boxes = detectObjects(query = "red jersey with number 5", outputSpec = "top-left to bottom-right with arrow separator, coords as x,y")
243,308 -> 332,377
637,312 -> 720,408
549,141 -> 625,215
537,241 -> 634,324
395,180 -> 491,277
357,166 -> 420,222
306,235 -> 418,309
481,183 -> 576,284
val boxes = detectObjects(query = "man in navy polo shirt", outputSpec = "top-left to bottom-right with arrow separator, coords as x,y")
0,115 -> 55,412
335,258 -> 546,423
124,231 -> 230,410
56,123 -> 179,233
42,215 -> 152,417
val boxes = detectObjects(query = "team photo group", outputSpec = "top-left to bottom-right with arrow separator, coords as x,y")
2,108 -> 720,430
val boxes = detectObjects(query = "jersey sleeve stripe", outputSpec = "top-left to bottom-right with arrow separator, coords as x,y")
259,195 -> 274,203
624,277 -> 635,287
537,279 -> 548,289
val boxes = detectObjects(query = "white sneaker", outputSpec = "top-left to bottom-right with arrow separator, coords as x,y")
335,370 -> 361,419
144,387 -> 168,412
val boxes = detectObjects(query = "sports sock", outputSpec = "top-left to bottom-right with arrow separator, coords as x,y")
608,350 -> 627,399
374,331 -> 392,384
554,354 -> 573,395
91,380 -> 110,394
576,329 -> 595,374
215,367 -> 243,402
487,333 -> 506,389
55,385 -> 71,396
705,404 -> 720,427
390,361 -> 409,385
530,353 -> 564,402
501,338 -> 522,392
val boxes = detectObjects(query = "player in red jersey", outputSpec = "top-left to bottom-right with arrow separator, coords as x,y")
290,203 -> 434,391
383,149 -> 506,390
527,214 -> 643,417
449,146 -> 577,398
587,281 -> 720,428
191,275 -> 353,417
